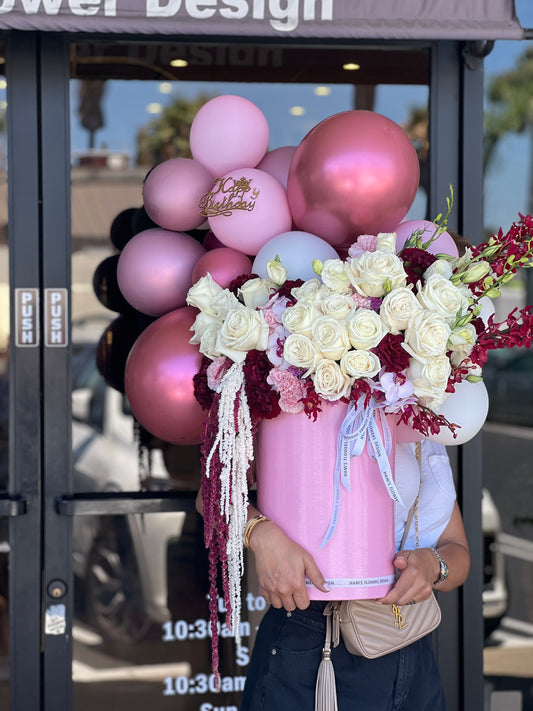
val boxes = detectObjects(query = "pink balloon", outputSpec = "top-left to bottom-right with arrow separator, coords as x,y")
190,95 -> 269,177
143,158 -> 214,232
206,168 -> 293,255
394,220 -> 459,257
117,228 -> 205,316
191,247 -> 252,288
125,307 -> 205,445
203,230 -> 225,251
257,146 -> 298,189
287,110 -> 420,249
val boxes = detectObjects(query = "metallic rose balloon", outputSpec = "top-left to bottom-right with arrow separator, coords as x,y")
191,247 -> 252,288
117,228 -> 205,316
143,158 -> 214,232
287,111 -> 420,249
125,307 -> 205,445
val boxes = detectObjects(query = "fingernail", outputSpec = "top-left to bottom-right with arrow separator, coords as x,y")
324,584 -> 332,592
374,600 -> 383,605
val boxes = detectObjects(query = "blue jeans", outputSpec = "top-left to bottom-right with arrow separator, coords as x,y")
241,602 -> 446,711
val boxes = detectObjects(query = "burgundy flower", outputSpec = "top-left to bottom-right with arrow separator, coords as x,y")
243,350 -> 281,420
193,356 -> 215,411
228,272 -> 260,295
372,333 -> 410,373
400,247 -> 437,288
276,278 -> 305,303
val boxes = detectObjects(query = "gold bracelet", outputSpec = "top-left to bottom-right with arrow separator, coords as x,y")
244,514 -> 271,549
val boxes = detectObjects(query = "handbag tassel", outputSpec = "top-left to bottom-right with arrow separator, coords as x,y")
315,611 -> 338,711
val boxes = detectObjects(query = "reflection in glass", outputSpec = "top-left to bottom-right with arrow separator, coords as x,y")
0,38 -> 9,708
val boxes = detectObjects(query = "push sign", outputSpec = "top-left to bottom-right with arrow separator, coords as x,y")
45,289 -> 68,347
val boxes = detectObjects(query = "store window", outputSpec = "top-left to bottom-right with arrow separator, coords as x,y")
69,39 -> 429,710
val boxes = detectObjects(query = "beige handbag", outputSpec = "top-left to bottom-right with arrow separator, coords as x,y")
315,444 -> 442,710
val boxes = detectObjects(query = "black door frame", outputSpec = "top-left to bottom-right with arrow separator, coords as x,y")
3,30 -> 484,711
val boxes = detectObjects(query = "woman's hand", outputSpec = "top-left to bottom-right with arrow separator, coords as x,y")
248,518 -> 330,611
377,547 -> 438,606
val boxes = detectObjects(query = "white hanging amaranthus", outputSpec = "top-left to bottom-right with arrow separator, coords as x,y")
204,361 -> 254,647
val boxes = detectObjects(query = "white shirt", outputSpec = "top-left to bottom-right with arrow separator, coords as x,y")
394,440 -> 456,551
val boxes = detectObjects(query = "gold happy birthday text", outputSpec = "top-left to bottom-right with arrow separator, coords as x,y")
199,176 -> 260,217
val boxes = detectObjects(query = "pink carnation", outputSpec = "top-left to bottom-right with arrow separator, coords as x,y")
266,368 -> 306,414
206,357 -> 229,390
348,234 -> 378,258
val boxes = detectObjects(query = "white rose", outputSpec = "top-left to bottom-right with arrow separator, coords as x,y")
216,307 -> 269,363
291,278 -> 322,303
417,274 -> 470,325
239,277 -> 273,309
281,301 -> 316,337
380,287 -> 422,334
346,308 -> 387,350
283,333 -> 320,376
211,288 -> 241,320
319,293 -> 356,321
340,350 -> 381,379
407,355 -> 451,411
320,259 -> 352,293
312,359 -> 352,401
376,232 -> 397,253
403,310 -> 451,360
423,259 -> 454,280
346,250 -> 407,297
311,316 -> 350,361
186,273 -> 225,316
266,259 -> 287,286
189,310 -> 220,345
448,323 -> 477,366
195,321 -> 222,360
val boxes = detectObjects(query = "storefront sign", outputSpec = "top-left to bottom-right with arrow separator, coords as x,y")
0,0 -> 523,39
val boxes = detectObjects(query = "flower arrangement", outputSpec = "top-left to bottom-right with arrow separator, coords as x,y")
187,210 -> 533,678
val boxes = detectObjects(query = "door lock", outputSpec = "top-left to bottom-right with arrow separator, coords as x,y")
47,579 -> 67,599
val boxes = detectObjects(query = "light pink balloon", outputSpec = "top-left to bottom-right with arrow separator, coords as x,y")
287,110 -> 420,249
117,228 -> 205,316
207,168 -> 293,255
257,146 -> 298,189
192,247 -> 253,288
125,307 -> 205,445
142,158 -> 214,232
190,95 -> 269,177
394,219 -> 459,257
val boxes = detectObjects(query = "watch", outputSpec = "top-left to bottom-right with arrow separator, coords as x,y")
430,547 -> 449,585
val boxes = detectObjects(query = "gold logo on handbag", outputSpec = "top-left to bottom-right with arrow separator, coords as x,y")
392,604 -> 408,630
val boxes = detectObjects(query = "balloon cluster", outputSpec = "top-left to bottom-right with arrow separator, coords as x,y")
117,94 -> 478,446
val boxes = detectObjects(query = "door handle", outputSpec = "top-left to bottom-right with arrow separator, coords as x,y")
0,495 -> 27,517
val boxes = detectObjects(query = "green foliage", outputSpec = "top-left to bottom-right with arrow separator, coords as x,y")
136,93 -> 215,166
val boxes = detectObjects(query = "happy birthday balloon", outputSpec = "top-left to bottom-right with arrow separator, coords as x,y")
253,231 -> 339,281
204,168 -> 293,255
257,146 -> 298,189
287,110 -> 420,249
117,228 -> 205,316
143,158 -> 214,232
428,379 -> 489,446
190,95 -> 269,177
394,219 -> 459,257
125,307 -> 205,445
192,247 -> 253,288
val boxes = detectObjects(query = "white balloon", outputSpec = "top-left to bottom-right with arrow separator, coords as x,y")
252,231 -> 339,281
478,296 -> 496,326
428,379 -> 489,446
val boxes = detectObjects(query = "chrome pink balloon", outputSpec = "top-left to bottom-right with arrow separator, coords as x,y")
257,146 -> 298,189
125,307 -> 205,445
287,111 -> 420,249
394,219 -> 459,257
190,95 -> 269,177
207,168 -> 293,255
143,158 -> 214,232
191,247 -> 252,288
117,228 -> 205,316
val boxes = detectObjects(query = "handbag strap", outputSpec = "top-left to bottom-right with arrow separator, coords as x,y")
399,441 -> 422,551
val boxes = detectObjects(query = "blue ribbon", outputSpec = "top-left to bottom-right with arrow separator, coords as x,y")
320,397 -> 404,549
